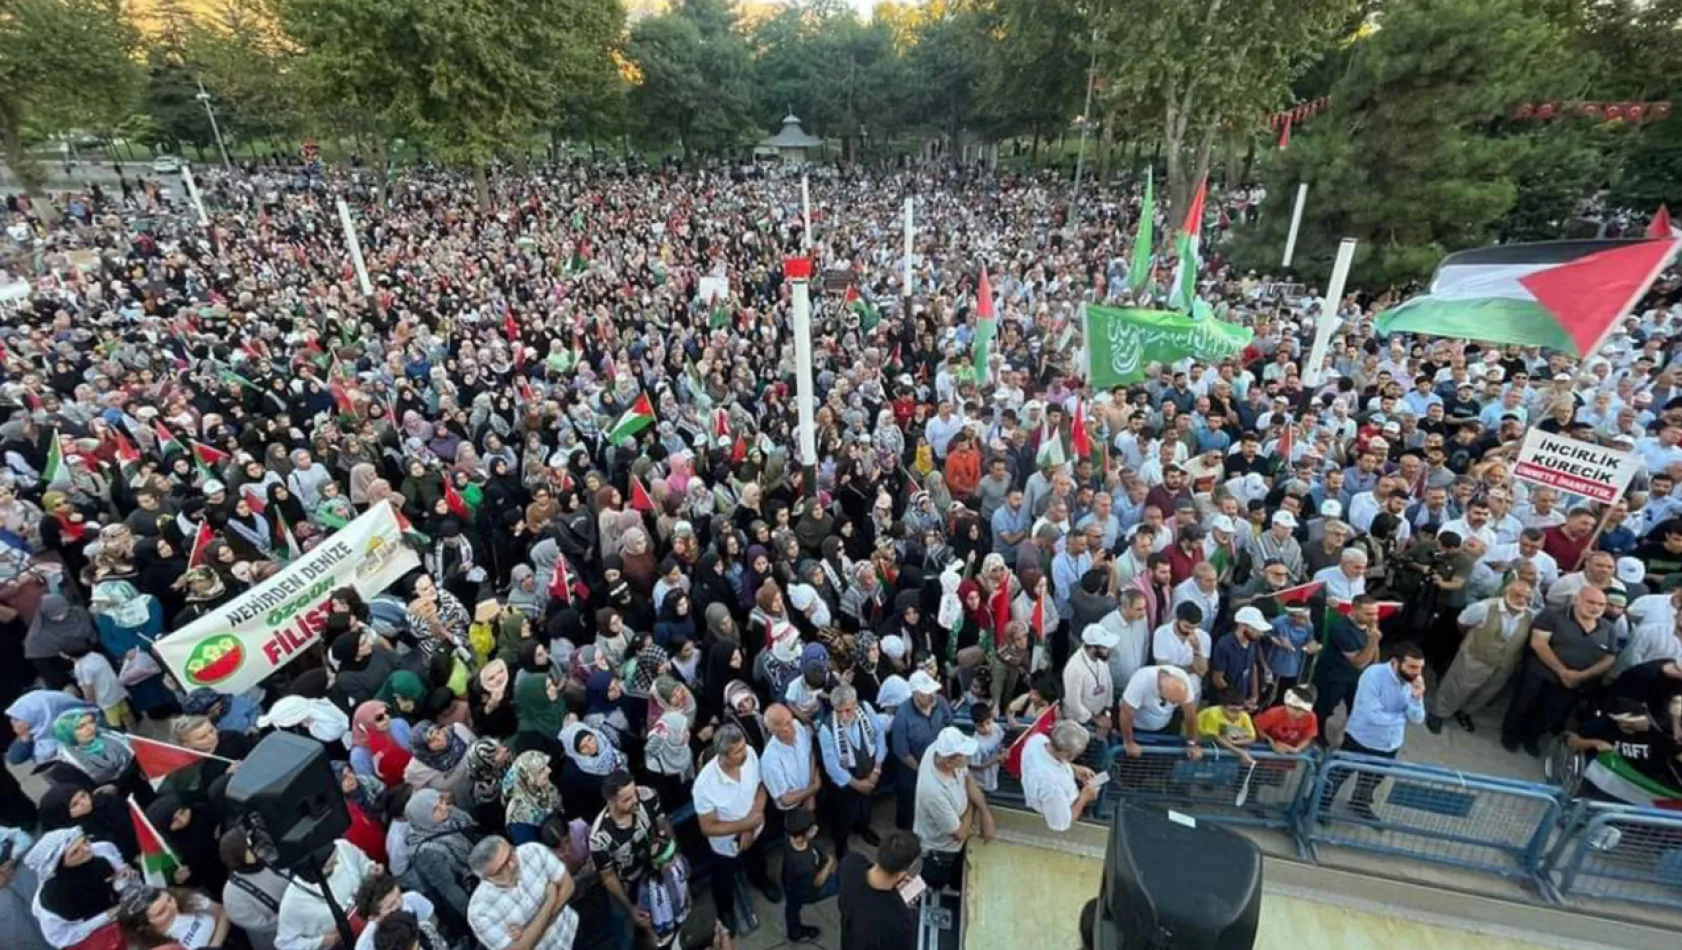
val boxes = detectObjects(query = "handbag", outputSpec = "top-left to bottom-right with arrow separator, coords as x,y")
118,649 -> 162,686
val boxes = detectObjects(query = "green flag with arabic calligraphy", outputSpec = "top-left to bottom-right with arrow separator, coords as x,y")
1083,305 -> 1253,388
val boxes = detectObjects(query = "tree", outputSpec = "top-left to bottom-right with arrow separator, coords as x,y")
748,4 -> 911,160
1101,0 -> 1353,215
626,0 -> 756,158
1230,0 -> 1586,287
0,0 -> 140,194
903,2 -> 987,155
971,0 -> 1089,165
274,0 -> 628,205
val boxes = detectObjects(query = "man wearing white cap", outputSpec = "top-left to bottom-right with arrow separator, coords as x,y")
1252,510 -> 1304,582
1210,607 -> 1269,707
913,727 -> 994,889
1064,625 -> 1119,730
889,671 -> 953,830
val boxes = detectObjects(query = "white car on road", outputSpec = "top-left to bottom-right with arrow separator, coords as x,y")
151,155 -> 182,174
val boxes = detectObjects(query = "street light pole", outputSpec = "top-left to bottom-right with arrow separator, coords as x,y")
786,256 -> 817,493
195,78 -> 233,171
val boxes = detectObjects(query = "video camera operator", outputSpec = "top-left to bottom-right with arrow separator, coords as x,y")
1394,530 -> 1475,670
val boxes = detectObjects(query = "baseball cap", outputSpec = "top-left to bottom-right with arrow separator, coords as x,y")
1234,606 -> 1269,630
908,670 -> 941,695
1271,510 -> 1299,528
1617,557 -> 1645,586
932,727 -> 979,758
1081,624 -> 1121,649
1211,515 -> 1236,535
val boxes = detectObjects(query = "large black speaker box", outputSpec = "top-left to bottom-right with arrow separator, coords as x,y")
223,731 -> 350,871
1097,804 -> 1263,950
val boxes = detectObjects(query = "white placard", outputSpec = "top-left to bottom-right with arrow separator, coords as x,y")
1513,430 -> 1639,504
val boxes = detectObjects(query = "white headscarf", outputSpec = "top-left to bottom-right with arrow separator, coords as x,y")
258,696 -> 352,745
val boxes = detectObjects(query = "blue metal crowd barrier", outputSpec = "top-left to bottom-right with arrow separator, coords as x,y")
1543,801 -> 1682,911
1099,744 -> 1316,831
1298,752 -> 1564,891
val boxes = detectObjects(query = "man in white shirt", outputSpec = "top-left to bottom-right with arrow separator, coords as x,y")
760,703 -> 821,815
693,724 -> 781,931
465,836 -> 578,950
1439,499 -> 1500,552
1313,547 -> 1368,603
1170,563 -> 1221,633
1117,665 -> 1202,760
1481,528 -> 1559,592
1101,589 -> 1153,691
1022,721 -> 1104,831
1063,625 -> 1119,729
1151,601 -> 1211,697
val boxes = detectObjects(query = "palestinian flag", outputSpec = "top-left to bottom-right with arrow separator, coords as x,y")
42,429 -> 73,491
1167,175 -> 1207,311
330,382 -> 358,419
1004,706 -> 1059,779
154,422 -> 185,457
112,431 -> 141,466
605,393 -> 655,446
1128,168 -> 1155,292
1584,752 -> 1682,809
220,368 -> 261,392
192,441 -> 229,467
629,475 -> 655,513
129,795 -> 180,887
241,484 -> 267,515
273,507 -> 302,562
186,520 -> 214,569
844,286 -> 879,332
131,734 -> 229,784
1071,399 -> 1092,460
1372,239 -> 1682,358
709,301 -> 732,330
990,581 -> 1012,644
1270,579 -> 1324,609
1331,599 -> 1404,622
971,267 -> 997,384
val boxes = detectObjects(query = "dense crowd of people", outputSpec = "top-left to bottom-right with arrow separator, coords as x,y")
2,155 -> 1682,950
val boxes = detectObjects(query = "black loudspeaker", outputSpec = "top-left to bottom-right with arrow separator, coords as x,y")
223,731 -> 350,871
1098,804 -> 1262,950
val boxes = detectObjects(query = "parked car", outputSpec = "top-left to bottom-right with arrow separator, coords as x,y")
151,155 -> 182,174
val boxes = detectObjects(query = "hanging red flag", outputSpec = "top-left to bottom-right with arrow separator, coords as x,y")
990,581 -> 1012,646
1071,399 -> 1092,459
1278,115 -> 1292,150
503,313 -> 519,342
1030,594 -> 1046,640
628,475 -> 655,512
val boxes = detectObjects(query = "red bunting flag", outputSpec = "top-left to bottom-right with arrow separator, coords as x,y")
112,430 -> 140,465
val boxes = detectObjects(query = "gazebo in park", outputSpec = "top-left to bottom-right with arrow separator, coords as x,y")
755,111 -> 824,164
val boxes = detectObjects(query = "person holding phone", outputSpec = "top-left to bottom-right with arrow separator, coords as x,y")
837,830 -> 920,950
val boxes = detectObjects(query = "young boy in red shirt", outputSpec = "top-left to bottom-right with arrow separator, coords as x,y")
1253,685 -> 1319,754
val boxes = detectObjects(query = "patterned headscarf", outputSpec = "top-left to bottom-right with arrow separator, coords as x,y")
501,750 -> 561,827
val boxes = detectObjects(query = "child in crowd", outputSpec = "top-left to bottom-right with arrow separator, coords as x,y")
1198,689 -> 1257,765
968,702 -> 1006,792
1265,603 -> 1319,696
1253,685 -> 1320,755
781,805 -> 839,943
1005,671 -> 1060,731
66,642 -> 133,730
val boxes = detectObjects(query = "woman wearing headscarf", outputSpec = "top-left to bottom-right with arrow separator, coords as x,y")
328,626 -> 402,714
276,840 -> 375,950
512,674 -> 568,757
6,688 -> 96,768
650,591 -> 692,655
330,762 -> 390,865
582,669 -> 633,751
618,526 -> 657,597
145,794 -> 227,895
644,705 -> 695,810
223,492 -> 275,562
403,789 -> 476,937
47,709 -> 148,803
376,671 -> 443,727
466,658 -> 516,738
505,564 -> 548,621
501,750 -> 563,845
38,782 -> 140,861
721,679 -> 769,754
403,720 -> 480,805
350,700 -> 414,786
256,696 -> 351,748
26,827 -> 130,950
348,463 -> 381,509
699,605 -> 744,725
22,593 -> 96,690
131,536 -> 188,624
556,721 -> 626,821
463,738 -> 509,831
491,609 -> 534,669
219,828 -> 289,950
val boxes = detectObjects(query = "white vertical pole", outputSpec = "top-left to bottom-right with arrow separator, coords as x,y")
902,197 -> 914,296
179,163 -> 208,227
336,199 -> 373,297
788,257 -> 817,472
1281,183 -> 1309,269
801,175 -> 812,251
1304,238 -> 1357,388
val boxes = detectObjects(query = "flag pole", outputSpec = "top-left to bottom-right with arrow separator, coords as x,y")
336,198 -> 374,298
1281,183 -> 1309,269
801,174 -> 813,251
902,196 -> 914,300
787,257 -> 818,494
1303,238 -> 1356,390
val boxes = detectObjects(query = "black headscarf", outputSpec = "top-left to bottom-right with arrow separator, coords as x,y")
145,793 -> 227,894
38,836 -> 123,923
38,783 -> 139,861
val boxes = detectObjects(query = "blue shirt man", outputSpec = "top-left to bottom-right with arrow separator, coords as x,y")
1344,649 -> 1427,754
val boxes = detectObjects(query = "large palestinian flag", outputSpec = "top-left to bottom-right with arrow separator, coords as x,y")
1373,238 -> 1681,358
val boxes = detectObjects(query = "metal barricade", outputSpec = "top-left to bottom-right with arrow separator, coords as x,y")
1546,802 -> 1682,911
1300,752 -> 1563,888
1103,744 -> 1316,831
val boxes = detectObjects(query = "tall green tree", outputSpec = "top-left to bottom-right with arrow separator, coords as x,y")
1231,0 -> 1586,286
749,4 -> 910,160
0,0 -> 140,194
274,0 -> 627,204
971,0 -> 1089,164
626,0 -> 756,158
1101,0 -> 1353,215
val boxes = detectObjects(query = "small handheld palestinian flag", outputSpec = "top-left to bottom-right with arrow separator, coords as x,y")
154,422 -> 185,457
1004,705 -> 1059,779
186,520 -> 214,569
220,368 -> 262,392
241,484 -> 267,515
444,480 -> 472,521
843,286 -> 879,332
605,393 -> 655,446
1070,399 -> 1092,460
112,430 -> 141,466
42,428 -> 73,491
129,795 -> 180,887
629,475 -> 655,513
1270,579 -> 1324,611
273,507 -> 302,562
1331,599 -> 1404,622
131,734 -> 232,786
